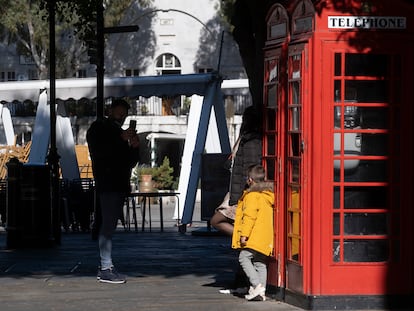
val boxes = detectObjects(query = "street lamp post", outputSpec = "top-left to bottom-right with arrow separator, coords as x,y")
47,0 -> 60,245
96,1 -> 105,119
95,0 -> 139,119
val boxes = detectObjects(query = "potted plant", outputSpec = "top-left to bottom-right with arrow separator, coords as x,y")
152,157 -> 174,190
131,165 -> 156,192
131,157 -> 175,192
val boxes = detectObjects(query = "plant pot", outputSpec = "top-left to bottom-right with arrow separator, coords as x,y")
139,174 -> 154,192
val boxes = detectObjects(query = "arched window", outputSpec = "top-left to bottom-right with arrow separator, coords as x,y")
155,53 -> 181,75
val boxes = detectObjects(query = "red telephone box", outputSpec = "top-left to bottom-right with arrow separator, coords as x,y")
263,0 -> 414,309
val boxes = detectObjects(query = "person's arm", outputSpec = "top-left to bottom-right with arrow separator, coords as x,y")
127,133 -> 140,168
239,193 -> 259,242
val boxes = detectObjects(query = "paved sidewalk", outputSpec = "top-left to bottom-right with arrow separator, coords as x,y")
0,231 -> 303,311
0,201 -> 403,311
0,201 -> 304,311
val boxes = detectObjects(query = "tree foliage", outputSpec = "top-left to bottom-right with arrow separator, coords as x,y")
216,0 -> 273,109
217,0 -> 236,29
0,0 -> 153,79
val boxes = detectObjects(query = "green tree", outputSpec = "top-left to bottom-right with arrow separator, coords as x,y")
217,0 -> 236,29
131,157 -> 174,190
0,0 -> 153,79
152,156 -> 174,190
218,0 -> 273,110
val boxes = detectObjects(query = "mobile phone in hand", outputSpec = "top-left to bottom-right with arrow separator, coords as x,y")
129,120 -> 136,130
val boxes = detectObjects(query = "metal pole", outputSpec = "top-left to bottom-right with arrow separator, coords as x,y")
48,2 -> 56,154
96,0 -> 105,119
216,31 -> 225,72
47,0 -> 60,245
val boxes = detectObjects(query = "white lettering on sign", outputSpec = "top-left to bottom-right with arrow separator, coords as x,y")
328,16 -> 406,29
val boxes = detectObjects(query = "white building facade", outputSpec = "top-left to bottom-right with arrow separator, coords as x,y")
104,0 -> 245,79
0,0 -> 250,176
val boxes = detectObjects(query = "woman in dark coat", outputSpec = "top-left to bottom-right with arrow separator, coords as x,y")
210,106 -> 262,236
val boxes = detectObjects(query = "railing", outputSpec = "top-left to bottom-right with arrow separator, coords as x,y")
6,94 -> 253,118
129,94 -> 253,116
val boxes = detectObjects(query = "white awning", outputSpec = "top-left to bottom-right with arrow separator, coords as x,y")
0,73 -> 221,102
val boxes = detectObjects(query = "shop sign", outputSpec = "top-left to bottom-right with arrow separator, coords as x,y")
328,16 -> 406,29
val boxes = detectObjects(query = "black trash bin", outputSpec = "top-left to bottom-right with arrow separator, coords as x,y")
6,159 -> 59,248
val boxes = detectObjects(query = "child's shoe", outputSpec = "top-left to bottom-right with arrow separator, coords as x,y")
245,284 -> 266,301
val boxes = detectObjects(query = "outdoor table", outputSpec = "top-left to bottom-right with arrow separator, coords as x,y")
125,192 -> 180,232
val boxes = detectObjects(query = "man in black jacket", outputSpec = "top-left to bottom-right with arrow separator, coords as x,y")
87,99 -> 140,284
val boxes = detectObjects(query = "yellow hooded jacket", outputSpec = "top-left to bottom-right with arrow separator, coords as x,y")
231,181 -> 274,256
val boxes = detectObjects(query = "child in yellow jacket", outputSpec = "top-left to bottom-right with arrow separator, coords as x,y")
231,164 -> 274,301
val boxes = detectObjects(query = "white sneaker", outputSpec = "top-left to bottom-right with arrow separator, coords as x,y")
245,284 -> 266,301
